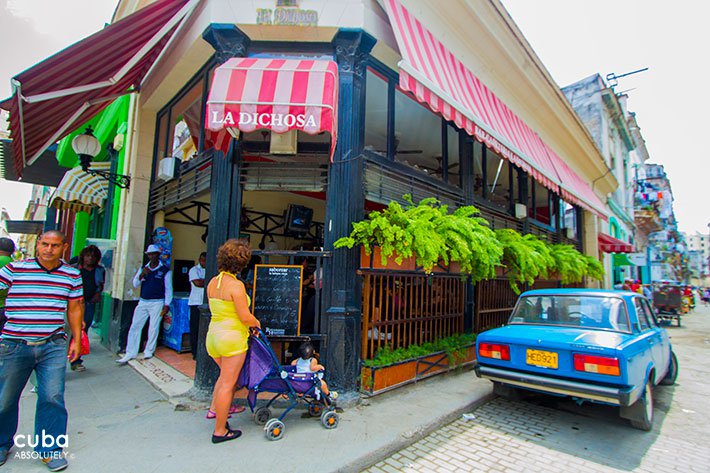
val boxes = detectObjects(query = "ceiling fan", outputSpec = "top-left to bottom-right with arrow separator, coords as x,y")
375,136 -> 423,155
418,156 -> 460,176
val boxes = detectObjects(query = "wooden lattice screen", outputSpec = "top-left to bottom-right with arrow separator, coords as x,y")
361,271 -> 465,360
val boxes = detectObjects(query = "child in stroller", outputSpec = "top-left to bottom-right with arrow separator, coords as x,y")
291,342 -> 338,402
239,329 -> 340,440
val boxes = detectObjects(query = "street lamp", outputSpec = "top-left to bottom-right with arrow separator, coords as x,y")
73,126 -> 131,189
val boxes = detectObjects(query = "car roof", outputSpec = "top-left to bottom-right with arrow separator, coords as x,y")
520,288 -> 639,298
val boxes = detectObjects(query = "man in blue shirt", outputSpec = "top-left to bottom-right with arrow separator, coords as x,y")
116,245 -> 172,364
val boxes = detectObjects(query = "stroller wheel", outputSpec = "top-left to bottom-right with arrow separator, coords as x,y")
320,410 -> 339,430
308,404 -> 323,417
265,419 -> 285,441
253,407 -> 271,426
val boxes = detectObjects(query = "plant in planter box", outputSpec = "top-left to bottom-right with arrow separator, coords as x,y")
360,333 -> 477,394
362,333 -> 477,368
335,195 -> 503,281
495,229 -> 554,294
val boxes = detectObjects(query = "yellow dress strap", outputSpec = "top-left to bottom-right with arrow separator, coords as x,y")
216,271 -> 237,289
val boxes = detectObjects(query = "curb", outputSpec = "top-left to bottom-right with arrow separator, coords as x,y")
339,389 -> 495,473
125,356 -> 194,401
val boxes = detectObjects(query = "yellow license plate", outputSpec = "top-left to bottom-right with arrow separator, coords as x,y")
526,349 -> 558,369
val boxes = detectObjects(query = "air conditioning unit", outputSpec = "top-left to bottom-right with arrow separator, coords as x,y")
270,130 -> 297,155
157,157 -> 180,181
565,227 -> 576,239
514,203 -> 527,220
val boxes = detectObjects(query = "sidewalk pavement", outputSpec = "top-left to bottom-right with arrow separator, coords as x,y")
4,335 -> 493,473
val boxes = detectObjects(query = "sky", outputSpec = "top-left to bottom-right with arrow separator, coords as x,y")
501,0 -> 709,235
0,0 -> 707,235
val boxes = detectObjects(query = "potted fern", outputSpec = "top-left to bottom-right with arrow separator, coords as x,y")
495,229 -> 554,294
548,243 -> 605,285
335,195 -> 503,281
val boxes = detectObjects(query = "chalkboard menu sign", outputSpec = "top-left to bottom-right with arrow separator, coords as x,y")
251,264 -> 303,336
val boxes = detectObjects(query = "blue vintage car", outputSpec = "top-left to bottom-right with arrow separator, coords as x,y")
474,289 -> 678,431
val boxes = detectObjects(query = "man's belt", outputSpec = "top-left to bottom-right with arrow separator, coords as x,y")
2,332 -> 66,346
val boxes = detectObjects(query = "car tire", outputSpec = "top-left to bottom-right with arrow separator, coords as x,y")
659,351 -> 678,386
629,381 -> 654,431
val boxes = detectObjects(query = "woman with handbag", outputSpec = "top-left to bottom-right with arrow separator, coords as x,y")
70,245 -> 105,372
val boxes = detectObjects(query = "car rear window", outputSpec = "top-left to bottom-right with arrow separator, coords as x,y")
509,295 -> 631,332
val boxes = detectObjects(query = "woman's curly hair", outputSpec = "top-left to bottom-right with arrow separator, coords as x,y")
79,245 -> 102,265
217,239 -> 252,274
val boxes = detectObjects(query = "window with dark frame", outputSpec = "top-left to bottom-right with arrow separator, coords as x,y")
364,59 -> 568,221
153,60 -> 217,181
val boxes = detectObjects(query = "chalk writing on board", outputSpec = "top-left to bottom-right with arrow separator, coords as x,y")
252,264 -> 303,336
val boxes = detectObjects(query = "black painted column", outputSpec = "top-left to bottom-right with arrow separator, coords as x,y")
322,29 -> 376,397
459,133 -> 475,333
193,24 -> 250,395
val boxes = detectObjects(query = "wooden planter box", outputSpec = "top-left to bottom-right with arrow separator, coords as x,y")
360,246 -> 462,274
360,246 -> 415,271
360,344 -> 476,396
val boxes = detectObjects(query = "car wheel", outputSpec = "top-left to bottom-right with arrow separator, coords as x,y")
629,381 -> 654,431
659,351 -> 678,386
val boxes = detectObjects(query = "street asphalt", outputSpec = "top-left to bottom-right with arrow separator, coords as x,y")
366,303 -> 710,472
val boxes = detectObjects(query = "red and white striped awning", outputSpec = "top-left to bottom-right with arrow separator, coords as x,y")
0,0 -> 198,177
382,0 -> 607,219
205,58 -> 339,158
598,232 -> 635,253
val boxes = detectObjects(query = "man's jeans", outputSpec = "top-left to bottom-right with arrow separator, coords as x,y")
0,337 -> 68,455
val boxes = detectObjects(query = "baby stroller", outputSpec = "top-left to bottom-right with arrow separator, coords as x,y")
238,329 -> 340,441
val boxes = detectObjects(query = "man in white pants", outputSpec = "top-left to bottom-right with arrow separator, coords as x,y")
116,245 -> 172,364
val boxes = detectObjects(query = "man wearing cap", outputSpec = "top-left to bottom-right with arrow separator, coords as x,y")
116,245 -> 172,364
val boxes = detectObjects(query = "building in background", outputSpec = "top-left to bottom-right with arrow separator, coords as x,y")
683,231 -> 710,286
562,74 -> 640,287
636,163 -> 686,282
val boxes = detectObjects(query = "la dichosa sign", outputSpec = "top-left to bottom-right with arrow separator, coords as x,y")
210,111 -> 318,129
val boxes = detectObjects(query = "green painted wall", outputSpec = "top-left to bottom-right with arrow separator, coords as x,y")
72,211 -> 90,257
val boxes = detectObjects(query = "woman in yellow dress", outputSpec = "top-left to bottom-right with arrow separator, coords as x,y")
206,239 -> 261,443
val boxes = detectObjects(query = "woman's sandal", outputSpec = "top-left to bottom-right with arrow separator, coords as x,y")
211,428 -> 242,444
205,405 -> 246,419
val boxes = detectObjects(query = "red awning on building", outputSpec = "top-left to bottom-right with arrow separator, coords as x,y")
598,232 -> 635,253
0,0 -> 198,176
382,0 -> 607,219
205,57 -> 339,158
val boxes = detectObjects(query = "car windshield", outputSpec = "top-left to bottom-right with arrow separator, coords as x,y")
509,295 -> 631,332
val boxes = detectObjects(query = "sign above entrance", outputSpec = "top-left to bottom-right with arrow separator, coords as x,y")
205,57 -> 339,159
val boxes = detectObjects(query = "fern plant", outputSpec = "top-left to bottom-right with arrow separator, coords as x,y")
495,229 -> 554,293
582,254 -> 605,282
335,195 -> 503,282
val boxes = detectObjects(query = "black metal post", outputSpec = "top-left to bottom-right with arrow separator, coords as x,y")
322,29 -> 376,398
193,24 -> 250,396
459,132 -> 475,333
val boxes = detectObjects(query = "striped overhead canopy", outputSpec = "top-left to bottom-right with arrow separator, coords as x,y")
50,163 -> 111,212
382,0 -> 608,219
0,0 -> 197,177
205,57 -> 339,158
598,232 -> 635,253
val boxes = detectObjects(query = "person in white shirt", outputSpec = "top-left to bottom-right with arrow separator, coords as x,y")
116,245 -> 173,364
188,252 -> 206,360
